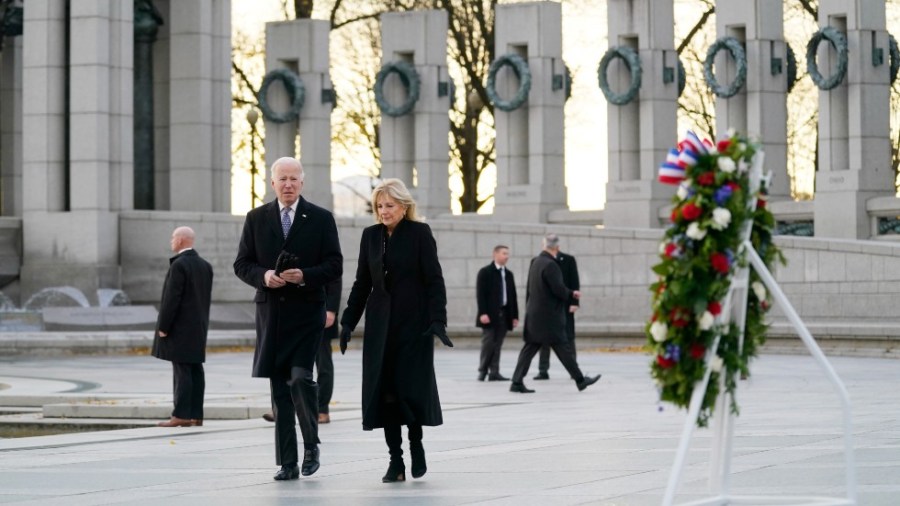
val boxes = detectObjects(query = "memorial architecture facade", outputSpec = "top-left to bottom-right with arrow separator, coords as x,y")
1,0 -> 900,336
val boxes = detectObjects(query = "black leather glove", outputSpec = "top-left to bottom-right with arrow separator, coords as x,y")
339,326 -> 352,355
274,250 -> 301,277
422,321 -> 453,348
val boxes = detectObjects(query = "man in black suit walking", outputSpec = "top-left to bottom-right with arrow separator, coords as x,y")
152,226 -> 214,428
234,157 -> 343,481
536,243 -> 580,380
475,245 -> 518,381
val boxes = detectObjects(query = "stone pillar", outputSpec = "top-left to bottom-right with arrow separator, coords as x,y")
0,32 -> 22,217
379,10 -> 450,219
713,0 -> 790,200
813,0 -> 892,239
602,0 -> 678,229
133,0 -> 163,210
492,1 -> 566,223
263,19 -> 333,210
21,0 -> 134,300
167,0 -> 231,213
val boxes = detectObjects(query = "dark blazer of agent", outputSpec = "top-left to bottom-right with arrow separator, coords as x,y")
152,227 -> 214,428
341,218 -> 447,430
538,250 -> 580,375
475,257 -> 518,380
509,240 -> 599,394
233,158 -> 342,480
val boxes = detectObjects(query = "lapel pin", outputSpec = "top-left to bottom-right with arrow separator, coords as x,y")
302,214 -> 307,218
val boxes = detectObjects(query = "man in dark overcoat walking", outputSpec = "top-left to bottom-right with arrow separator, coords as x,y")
536,248 -> 580,379
233,157 -> 342,480
475,244 -> 519,381
510,234 -> 600,394
152,226 -> 214,428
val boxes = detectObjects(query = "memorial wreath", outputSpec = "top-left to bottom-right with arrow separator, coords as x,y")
648,130 -> 784,427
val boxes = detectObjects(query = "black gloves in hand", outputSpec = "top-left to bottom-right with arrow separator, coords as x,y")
422,321 -> 453,348
274,250 -> 301,277
339,326 -> 352,355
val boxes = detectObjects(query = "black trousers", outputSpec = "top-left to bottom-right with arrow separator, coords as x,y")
172,362 -> 204,420
512,340 -> 584,385
478,323 -> 508,376
538,313 -> 576,374
271,346 -> 320,465
316,332 -> 334,414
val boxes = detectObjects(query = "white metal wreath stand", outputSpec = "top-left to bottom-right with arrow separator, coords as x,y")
661,153 -> 857,506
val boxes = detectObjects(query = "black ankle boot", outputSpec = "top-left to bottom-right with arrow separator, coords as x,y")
382,458 -> 406,482
410,440 -> 426,478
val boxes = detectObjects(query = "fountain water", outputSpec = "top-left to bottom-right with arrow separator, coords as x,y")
97,289 -> 130,308
23,287 -> 92,310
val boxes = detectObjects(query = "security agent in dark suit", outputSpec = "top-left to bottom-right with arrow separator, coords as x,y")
152,226 -> 214,428
233,157 -> 343,481
475,245 -> 519,381
536,248 -> 580,380
316,277 -> 341,424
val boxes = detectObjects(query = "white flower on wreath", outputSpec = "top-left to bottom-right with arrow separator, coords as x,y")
710,207 -> 732,230
650,321 -> 668,342
676,180 -> 692,200
738,159 -> 749,173
698,310 -> 715,331
717,157 -> 736,173
686,222 -> 707,240
752,281 -> 767,301
710,355 -> 724,372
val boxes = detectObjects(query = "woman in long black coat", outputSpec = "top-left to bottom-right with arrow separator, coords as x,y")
340,178 -> 453,483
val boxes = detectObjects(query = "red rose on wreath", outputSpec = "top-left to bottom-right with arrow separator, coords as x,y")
681,202 -> 702,221
717,139 -> 731,152
664,243 -> 679,258
761,300 -> 770,310
726,181 -> 741,192
707,300 -> 722,316
697,172 -> 715,186
757,198 -> 766,209
657,355 -> 676,369
668,307 -> 689,328
710,252 -> 730,274
671,207 -> 681,222
689,343 -> 706,359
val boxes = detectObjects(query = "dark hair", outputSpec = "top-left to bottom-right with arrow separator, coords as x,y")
493,244 -> 509,253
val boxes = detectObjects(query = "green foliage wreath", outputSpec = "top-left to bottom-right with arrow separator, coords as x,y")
703,37 -> 747,98
486,54 -> 532,111
806,26 -> 848,90
598,46 -> 642,105
258,68 -> 305,124
374,60 -> 421,117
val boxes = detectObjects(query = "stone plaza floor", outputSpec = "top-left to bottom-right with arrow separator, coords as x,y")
0,347 -> 897,505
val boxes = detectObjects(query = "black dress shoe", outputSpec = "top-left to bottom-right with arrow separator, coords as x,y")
477,372 -> 487,382
577,374 -> 602,391
382,459 -> 406,482
410,441 -> 427,478
533,372 -> 550,380
510,382 -> 535,393
273,464 -> 299,481
301,447 -> 320,476
487,374 -> 509,381
262,412 -> 275,423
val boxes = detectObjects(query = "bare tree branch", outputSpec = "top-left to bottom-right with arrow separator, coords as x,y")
677,5 -> 715,54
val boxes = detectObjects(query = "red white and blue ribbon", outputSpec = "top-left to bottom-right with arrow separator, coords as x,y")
658,130 -> 712,185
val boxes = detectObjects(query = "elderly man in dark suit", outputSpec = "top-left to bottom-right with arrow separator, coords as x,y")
509,234 -> 600,394
234,157 -> 342,481
536,247 -> 580,380
475,244 -> 519,381
152,226 -> 214,428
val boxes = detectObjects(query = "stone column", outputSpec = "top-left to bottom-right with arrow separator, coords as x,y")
133,0 -> 163,210
167,0 -> 231,213
602,0 -> 678,228
713,0 -> 790,200
0,30 -> 22,217
813,0 -> 892,239
379,10 -> 450,219
492,1 -> 566,223
21,0 -> 134,300
263,19 -> 333,210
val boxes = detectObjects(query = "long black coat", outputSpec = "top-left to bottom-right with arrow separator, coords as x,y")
233,197 -> 343,378
152,249 -> 214,364
475,263 -> 518,330
341,219 -> 447,430
523,251 -> 573,345
557,251 -> 580,307
324,277 -> 341,340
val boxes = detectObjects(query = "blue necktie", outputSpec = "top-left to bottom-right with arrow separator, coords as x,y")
500,267 -> 507,306
281,208 -> 291,238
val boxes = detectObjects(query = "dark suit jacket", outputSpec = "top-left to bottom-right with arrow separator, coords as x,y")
341,219 -> 446,429
324,277 -> 341,340
557,251 -> 580,307
233,197 -> 343,378
523,251 -> 572,345
152,249 -> 214,364
475,262 -> 518,330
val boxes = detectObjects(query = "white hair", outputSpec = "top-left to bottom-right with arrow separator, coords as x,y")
270,157 -> 305,181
